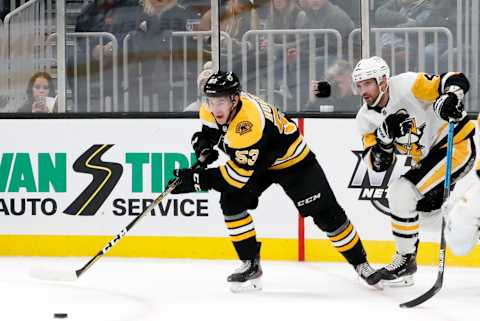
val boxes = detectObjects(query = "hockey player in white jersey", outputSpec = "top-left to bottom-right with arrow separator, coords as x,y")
352,56 -> 476,287
445,114 -> 480,256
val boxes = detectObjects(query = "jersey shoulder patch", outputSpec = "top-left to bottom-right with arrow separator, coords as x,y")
411,72 -> 441,102
226,96 -> 265,149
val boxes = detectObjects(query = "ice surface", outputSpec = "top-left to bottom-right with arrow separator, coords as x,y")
1,257 -> 478,321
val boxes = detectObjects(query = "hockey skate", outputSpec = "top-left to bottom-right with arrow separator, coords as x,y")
378,252 -> 417,287
355,262 -> 383,289
227,256 -> 263,293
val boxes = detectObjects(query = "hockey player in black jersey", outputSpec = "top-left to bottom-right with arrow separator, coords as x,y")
170,70 -> 382,292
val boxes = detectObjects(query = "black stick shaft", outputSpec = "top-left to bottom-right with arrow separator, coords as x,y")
75,178 -> 181,278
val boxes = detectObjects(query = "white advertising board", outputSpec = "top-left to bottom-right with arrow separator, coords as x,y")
0,118 -> 477,244
0,119 -> 297,239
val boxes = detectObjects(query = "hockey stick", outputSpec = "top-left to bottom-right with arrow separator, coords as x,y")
30,160 -> 203,282
399,121 -> 455,308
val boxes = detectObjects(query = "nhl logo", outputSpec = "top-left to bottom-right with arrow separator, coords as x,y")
348,151 -> 412,215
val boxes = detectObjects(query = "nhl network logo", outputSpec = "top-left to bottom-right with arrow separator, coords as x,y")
348,151 -> 412,215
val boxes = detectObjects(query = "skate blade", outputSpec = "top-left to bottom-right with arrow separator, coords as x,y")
369,280 -> 384,290
359,276 -> 384,290
229,278 -> 262,293
383,275 -> 414,288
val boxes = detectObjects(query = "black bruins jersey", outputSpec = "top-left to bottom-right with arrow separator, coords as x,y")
198,92 -> 311,192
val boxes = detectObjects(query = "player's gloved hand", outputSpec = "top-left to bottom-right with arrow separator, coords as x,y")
376,112 -> 412,147
370,144 -> 395,172
169,168 -> 208,194
191,132 -> 219,166
433,92 -> 466,122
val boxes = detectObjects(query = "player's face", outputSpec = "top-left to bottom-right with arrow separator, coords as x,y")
355,78 -> 380,106
207,96 -> 236,125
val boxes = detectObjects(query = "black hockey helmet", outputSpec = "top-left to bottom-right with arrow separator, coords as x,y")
203,71 -> 241,97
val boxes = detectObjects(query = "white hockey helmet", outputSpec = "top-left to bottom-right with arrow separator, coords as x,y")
352,56 -> 390,85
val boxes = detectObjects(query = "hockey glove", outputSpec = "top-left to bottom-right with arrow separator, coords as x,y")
191,132 -> 219,166
169,168 -> 209,194
433,92 -> 466,122
370,144 -> 395,172
376,112 -> 412,147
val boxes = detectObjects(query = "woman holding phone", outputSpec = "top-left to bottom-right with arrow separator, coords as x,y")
18,71 -> 56,113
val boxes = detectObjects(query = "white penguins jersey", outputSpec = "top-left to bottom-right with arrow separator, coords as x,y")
356,72 -> 475,165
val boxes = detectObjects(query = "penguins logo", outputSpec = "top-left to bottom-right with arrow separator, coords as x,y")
393,109 -> 426,159
64,144 -> 123,216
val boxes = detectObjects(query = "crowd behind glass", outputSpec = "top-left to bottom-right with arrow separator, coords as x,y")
0,0 -> 477,114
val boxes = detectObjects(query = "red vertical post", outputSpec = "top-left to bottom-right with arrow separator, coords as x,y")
298,118 -> 305,262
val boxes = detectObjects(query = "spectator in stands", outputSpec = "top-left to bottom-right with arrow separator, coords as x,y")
199,0 -> 259,71
261,0 -> 302,63
305,60 -> 359,113
199,0 -> 259,50
67,0 -> 140,112
18,71 -> 56,113
128,0 -> 190,111
179,0 -> 211,30
374,0 -> 435,72
255,0 -> 302,108
184,61 -> 214,111
424,0 -> 458,73
285,0 -> 354,110
375,0 -> 433,28
197,0 -> 259,95
264,0 -> 301,38
330,0 -> 360,26
296,0 -> 354,48
253,0 -> 270,20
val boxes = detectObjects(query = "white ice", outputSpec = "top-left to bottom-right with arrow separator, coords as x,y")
1,257 -> 479,321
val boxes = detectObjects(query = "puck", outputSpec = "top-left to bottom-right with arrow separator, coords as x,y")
54,313 -> 68,319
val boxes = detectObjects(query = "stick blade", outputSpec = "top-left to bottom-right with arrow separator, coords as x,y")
29,266 -> 78,282
399,285 -> 441,308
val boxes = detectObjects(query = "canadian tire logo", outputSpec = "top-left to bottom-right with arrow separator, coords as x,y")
64,144 -> 123,216
348,151 -> 412,215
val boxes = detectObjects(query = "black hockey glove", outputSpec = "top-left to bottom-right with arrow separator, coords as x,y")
370,144 -> 395,172
433,92 -> 466,122
376,112 -> 413,147
191,132 -> 219,166
169,168 -> 209,194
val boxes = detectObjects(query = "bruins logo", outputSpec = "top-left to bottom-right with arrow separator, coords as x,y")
236,121 -> 253,135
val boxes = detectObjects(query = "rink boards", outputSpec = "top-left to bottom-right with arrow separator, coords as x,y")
0,118 -> 479,266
